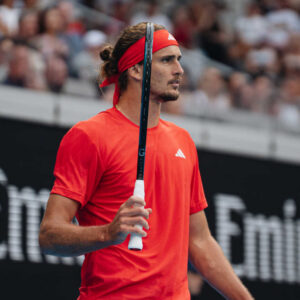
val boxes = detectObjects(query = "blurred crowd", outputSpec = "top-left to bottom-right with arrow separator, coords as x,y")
1,0 -> 300,128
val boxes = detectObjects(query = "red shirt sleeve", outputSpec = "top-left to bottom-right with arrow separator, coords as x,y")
51,126 -> 104,207
190,146 -> 208,214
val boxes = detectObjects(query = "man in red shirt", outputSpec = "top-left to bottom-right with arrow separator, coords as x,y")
39,23 -> 254,300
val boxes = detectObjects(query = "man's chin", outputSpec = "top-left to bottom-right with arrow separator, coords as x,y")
159,92 -> 179,102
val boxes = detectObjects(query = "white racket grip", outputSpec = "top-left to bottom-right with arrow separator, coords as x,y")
128,179 -> 145,250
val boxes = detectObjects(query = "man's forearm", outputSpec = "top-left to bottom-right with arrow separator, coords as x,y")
189,235 -> 254,300
39,194 -> 151,257
39,222 -> 113,257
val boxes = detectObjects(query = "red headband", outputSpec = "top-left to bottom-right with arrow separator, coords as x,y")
100,29 -> 179,106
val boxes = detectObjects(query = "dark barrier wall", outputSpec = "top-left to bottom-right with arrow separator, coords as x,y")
199,150 -> 300,299
1,117 -> 300,300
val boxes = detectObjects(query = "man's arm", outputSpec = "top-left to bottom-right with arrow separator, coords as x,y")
39,194 -> 151,257
189,211 -> 254,300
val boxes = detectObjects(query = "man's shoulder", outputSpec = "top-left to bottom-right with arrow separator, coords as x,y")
72,108 -> 115,136
160,118 -> 191,138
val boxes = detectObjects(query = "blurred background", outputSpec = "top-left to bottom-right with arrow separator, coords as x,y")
0,0 -> 300,299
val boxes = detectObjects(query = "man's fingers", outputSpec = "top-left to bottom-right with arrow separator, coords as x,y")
109,196 -> 152,244
124,195 -> 146,208
120,206 -> 151,219
120,216 -> 149,230
111,196 -> 152,243
119,224 -> 147,237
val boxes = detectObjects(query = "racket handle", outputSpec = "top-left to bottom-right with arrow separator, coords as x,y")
128,179 -> 145,250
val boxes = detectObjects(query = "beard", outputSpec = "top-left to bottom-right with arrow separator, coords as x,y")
159,90 -> 180,102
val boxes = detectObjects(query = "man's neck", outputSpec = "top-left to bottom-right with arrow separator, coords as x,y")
116,89 -> 161,128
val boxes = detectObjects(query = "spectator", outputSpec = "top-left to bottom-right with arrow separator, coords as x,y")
227,37 -> 251,70
234,2 -> 269,46
3,43 -> 30,87
244,43 -> 280,78
0,0 -> 20,37
57,0 -> 85,71
192,0 -> 233,66
0,0 -> 298,129
276,76 -> 300,127
266,0 -> 300,32
45,54 -> 68,93
0,37 -> 14,81
24,62 -> 46,91
171,5 -> 196,49
72,29 -> 106,94
110,0 -> 132,23
130,0 -> 173,32
18,10 -> 39,43
22,0 -> 41,11
228,71 -> 249,108
32,6 -> 69,59
257,0 -> 280,13
57,1 -> 85,35
183,67 -> 231,116
237,81 -> 256,111
26,46 -> 47,91
251,75 -> 276,113
265,0 -> 300,49
282,34 -> 300,76
197,67 -> 231,110
103,0 -> 131,37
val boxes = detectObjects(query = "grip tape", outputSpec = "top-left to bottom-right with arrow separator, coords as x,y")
128,180 -> 144,250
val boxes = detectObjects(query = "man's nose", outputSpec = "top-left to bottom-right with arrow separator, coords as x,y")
174,60 -> 184,76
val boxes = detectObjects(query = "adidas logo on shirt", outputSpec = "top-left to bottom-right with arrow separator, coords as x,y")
168,33 -> 176,41
175,149 -> 186,159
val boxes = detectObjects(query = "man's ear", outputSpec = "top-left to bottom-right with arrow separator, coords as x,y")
128,64 -> 142,81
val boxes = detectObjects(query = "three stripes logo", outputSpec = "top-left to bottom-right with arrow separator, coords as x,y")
168,33 -> 176,41
175,148 -> 186,159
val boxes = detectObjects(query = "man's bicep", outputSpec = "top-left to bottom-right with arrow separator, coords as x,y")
42,194 -> 80,224
189,210 -> 211,242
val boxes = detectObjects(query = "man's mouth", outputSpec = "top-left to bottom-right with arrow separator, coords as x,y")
169,79 -> 180,87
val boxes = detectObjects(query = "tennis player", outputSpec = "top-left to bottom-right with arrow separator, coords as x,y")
39,23 -> 254,300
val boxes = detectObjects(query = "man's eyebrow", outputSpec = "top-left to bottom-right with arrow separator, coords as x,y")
160,54 -> 182,60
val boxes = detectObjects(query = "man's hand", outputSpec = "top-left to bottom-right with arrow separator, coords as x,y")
39,194 -> 152,256
106,195 -> 152,245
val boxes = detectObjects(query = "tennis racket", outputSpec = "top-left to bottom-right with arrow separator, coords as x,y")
128,22 -> 154,250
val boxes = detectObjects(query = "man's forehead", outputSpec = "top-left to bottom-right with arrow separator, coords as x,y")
154,45 -> 182,57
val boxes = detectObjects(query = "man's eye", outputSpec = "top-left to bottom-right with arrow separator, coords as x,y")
162,57 -> 171,62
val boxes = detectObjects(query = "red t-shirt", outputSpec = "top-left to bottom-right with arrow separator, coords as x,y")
51,107 -> 207,300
